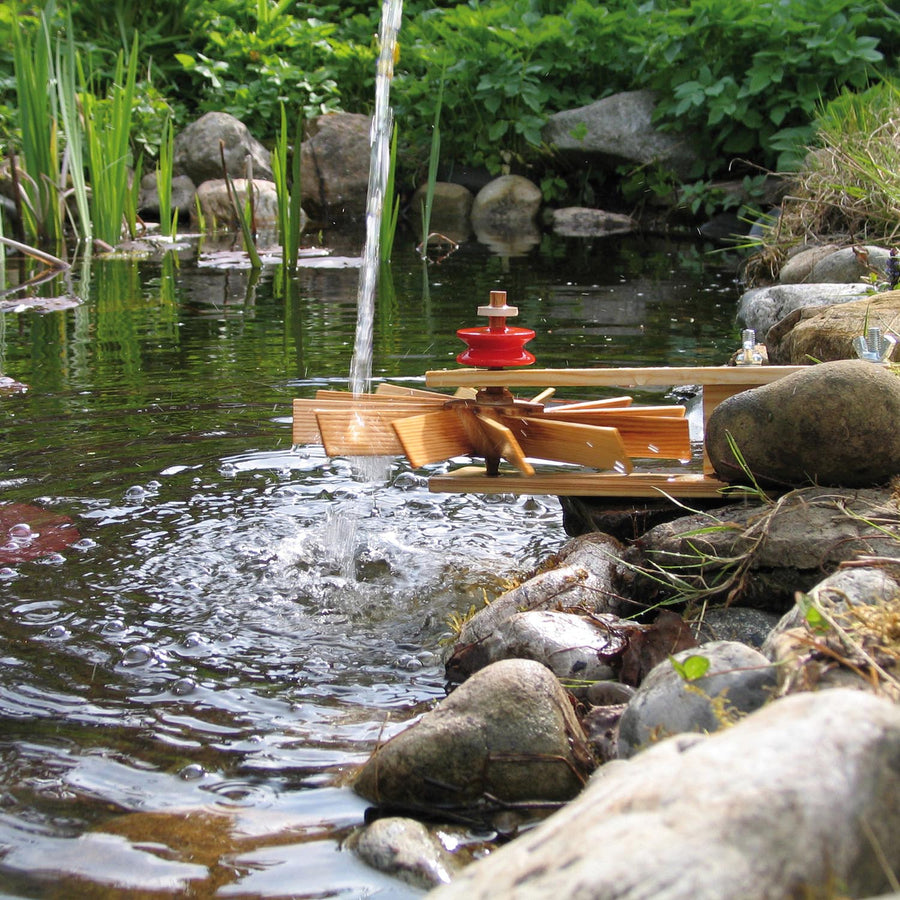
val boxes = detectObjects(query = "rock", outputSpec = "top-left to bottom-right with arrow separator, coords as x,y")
778,243 -> 840,283
618,486 -> 900,612
191,178 -> 281,230
137,173 -> 197,219
445,609 -> 619,684
350,817 -> 455,890
426,690 -> 900,900
616,640 -> 777,758
699,606 -> 780,648
549,207 -> 637,238
352,659 -> 594,810
173,112 -> 273,185
763,565 -> 900,699
705,360 -> 900,488
809,245 -> 892,283
470,175 -> 542,242
766,291 -> 900,365
411,181 -> 473,244
542,90 -> 697,178
581,703 -> 627,763
299,112 -> 371,224
454,532 -> 628,649
736,283 -> 871,337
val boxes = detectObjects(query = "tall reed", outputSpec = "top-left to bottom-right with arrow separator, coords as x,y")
156,116 -> 177,238
56,19 -> 91,242
418,72 -> 445,260
80,33 -> 140,246
379,123 -> 401,265
12,2 -> 64,245
273,104 -> 303,270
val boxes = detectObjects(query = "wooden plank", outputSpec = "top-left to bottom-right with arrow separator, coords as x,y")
316,409 -> 409,457
543,405 -> 684,419
428,467 -> 730,498
391,409 -> 473,468
314,389 -> 444,404
374,383 -> 455,401
506,418 -> 632,473
293,397 -> 443,444
426,365 -> 807,389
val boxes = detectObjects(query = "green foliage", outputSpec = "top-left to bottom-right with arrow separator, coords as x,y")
11,1 -> 64,244
670,653 -> 710,681
80,33 -> 141,245
637,0 -> 898,175
272,103 -> 303,269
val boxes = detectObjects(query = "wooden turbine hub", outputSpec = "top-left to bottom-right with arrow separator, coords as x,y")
290,290 -> 727,496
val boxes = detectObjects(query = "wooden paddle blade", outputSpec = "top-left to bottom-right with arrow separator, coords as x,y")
602,414 -> 691,460
316,409 -> 413,457
543,404 -> 684,418
293,397 -> 442,445
391,409 -> 474,468
506,417 -> 633,473
543,395 -> 633,411
468,414 -> 535,476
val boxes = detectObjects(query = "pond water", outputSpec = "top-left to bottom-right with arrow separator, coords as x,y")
0,230 -> 741,898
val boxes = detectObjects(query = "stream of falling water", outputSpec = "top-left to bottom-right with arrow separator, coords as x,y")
349,0 -> 402,400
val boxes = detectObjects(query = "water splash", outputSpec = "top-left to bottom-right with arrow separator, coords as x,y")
349,0 -> 403,399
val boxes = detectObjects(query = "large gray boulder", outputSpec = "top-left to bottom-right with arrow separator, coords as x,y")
542,90 -> 697,177
299,112 -> 371,224
427,689 -> 900,900
173,111 -> 273,184
736,283 -> 870,337
705,360 -> 900,488
352,659 -> 594,810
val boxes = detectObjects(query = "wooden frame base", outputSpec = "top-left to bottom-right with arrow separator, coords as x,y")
428,467 -> 731,498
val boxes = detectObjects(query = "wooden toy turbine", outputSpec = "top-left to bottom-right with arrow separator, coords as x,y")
292,291 -> 693,476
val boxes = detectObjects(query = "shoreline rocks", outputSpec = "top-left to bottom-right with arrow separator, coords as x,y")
349,479 -> 900,896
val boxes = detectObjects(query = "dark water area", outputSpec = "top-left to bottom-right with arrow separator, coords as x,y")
0,230 -> 742,897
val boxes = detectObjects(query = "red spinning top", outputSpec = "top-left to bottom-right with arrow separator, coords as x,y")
456,290 -> 535,368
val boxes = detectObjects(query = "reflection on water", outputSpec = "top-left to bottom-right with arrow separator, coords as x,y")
0,233 -> 740,896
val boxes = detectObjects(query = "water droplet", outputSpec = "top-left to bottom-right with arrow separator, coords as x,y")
122,644 -> 153,666
179,763 -> 205,780
172,677 -> 196,696
124,485 -> 147,501
219,463 -> 238,478
73,538 -> 97,552
0,567 -> 18,580
103,619 -> 127,634
46,624 -> 69,639
8,523 -> 32,539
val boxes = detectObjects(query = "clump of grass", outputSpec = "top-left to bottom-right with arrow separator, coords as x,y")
770,79 -> 900,250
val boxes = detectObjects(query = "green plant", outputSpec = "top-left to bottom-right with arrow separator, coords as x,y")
417,70 -> 444,260
272,103 -> 303,269
220,140 -> 262,268
156,115 -> 176,238
380,122 -> 400,265
80,32 -> 141,246
11,1 -> 64,244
